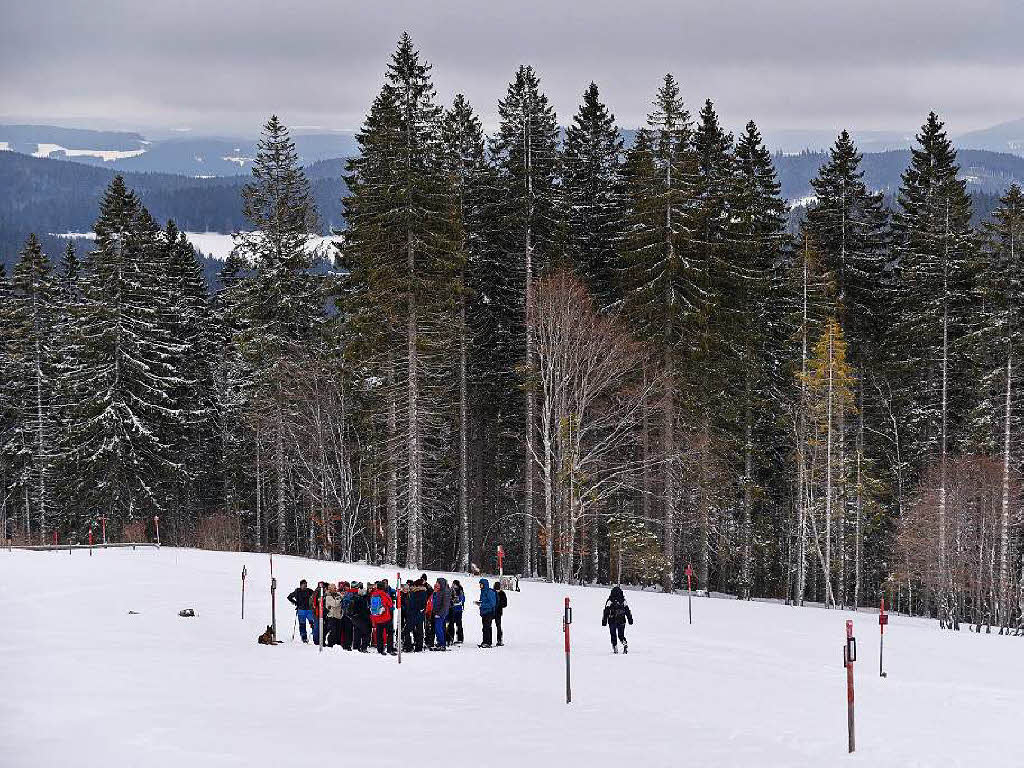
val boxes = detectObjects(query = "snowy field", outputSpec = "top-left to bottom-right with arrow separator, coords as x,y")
1,547 -> 1020,768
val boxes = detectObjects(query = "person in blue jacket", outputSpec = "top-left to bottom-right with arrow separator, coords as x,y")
445,580 -> 466,645
476,578 -> 497,647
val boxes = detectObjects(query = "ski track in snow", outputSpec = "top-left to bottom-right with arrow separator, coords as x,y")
0,547 -> 1020,768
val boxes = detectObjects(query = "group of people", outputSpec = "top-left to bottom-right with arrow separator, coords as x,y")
286,575 -> 509,655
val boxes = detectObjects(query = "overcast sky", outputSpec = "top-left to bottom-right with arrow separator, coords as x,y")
1,0 -> 1021,137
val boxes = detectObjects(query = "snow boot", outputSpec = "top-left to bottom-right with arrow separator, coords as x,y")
623,641 -> 628,655
496,641 -> 504,647
612,645 -> 618,654
477,642 -> 492,648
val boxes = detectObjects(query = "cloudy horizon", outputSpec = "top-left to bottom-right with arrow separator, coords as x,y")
2,0 -> 1022,138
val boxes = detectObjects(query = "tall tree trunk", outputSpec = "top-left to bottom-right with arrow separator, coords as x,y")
458,299 -> 470,572
275,400 -> 286,554
999,346 -> 1012,629
387,360 -> 399,564
406,275 -> 421,570
824,324 -> 834,605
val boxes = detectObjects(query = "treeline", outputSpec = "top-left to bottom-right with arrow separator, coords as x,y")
2,35 -> 1022,633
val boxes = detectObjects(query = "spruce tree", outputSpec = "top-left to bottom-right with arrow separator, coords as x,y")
562,82 -> 625,309
490,64 -> 560,578
620,74 -> 699,590
891,112 -> 975,628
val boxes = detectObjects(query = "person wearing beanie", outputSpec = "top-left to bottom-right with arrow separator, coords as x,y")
446,580 -> 466,645
476,578 -> 497,648
493,580 -> 508,647
430,578 -> 451,651
601,585 -> 634,654
348,584 -> 372,652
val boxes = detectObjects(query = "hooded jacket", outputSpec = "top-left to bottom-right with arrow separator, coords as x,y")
325,591 -> 343,620
602,586 -> 633,626
369,588 -> 394,625
478,579 -> 497,616
450,584 -> 466,614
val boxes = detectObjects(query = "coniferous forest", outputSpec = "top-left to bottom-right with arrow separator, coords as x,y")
3,35 -> 1022,632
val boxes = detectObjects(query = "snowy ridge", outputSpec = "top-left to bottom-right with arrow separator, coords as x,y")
1,547 -> 1019,768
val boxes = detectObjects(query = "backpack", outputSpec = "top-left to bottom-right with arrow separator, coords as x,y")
607,600 -> 627,623
370,593 -> 384,617
341,592 -> 354,613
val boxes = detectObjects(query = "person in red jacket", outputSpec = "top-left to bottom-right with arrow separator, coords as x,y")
369,580 -> 396,655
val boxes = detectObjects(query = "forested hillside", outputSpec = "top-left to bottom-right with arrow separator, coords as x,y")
2,34 -> 1021,635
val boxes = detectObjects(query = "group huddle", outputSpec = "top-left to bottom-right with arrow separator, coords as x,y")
286,575 -> 509,655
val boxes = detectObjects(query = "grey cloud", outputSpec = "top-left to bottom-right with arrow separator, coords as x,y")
1,0 -> 1021,136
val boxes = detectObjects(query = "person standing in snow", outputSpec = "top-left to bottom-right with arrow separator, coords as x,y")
446,580 -> 465,645
476,578 -> 497,648
601,586 -> 634,654
407,579 -> 428,652
287,579 -> 315,644
348,584 -> 372,652
324,584 -> 344,648
493,580 -> 508,646
431,578 -> 451,651
370,580 -> 396,655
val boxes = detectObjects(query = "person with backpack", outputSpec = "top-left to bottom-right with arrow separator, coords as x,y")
431,578 -> 451,651
339,581 -> 355,650
601,585 -> 634,654
446,580 -> 465,646
369,580 -> 396,655
476,578 -> 497,648
348,584 -> 372,653
287,579 -> 315,644
406,579 -> 428,652
493,580 -> 508,647
324,584 -> 344,648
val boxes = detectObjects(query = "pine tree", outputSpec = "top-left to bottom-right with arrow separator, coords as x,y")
341,34 -> 456,568
727,120 -> 789,599
4,235 -> 56,542
620,74 -> 699,590
974,184 -> 1024,629
67,178 -> 183,533
892,112 -> 975,628
490,64 -> 560,578
561,82 -> 625,309
234,115 -> 322,554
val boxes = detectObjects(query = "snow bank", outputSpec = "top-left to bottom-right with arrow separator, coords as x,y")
0,547 -> 1019,767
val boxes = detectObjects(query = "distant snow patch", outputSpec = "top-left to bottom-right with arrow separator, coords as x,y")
33,143 -> 146,161
222,155 -> 254,167
0,141 -> 10,151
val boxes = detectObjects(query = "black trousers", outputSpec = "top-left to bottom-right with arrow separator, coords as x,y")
495,612 -> 503,644
446,611 -> 464,643
425,615 -> 435,647
375,619 -> 395,654
325,617 -> 343,647
350,617 -> 370,651
481,614 -> 493,645
402,619 -> 424,652
340,616 -> 353,650
608,622 -> 627,647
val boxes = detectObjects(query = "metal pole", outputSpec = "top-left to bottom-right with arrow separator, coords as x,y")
241,566 -> 247,620
845,620 -> 856,753
563,597 -> 572,704
397,572 -> 402,665
879,596 -> 888,678
685,563 -> 693,625
271,576 -> 278,641
154,516 -> 160,548
89,529 -> 93,556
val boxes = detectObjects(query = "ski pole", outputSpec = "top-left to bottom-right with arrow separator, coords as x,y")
685,563 -> 693,624
291,613 -> 297,642
563,597 -> 572,704
241,566 -> 247,620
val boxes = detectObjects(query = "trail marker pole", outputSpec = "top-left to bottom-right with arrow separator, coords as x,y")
270,576 -> 278,641
53,531 -> 57,546
89,529 -> 93,556
497,545 -> 505,579
563,597 -> 572,704
685,563 -> 694,624
319,583 -> 324,653
879,596 -> 888,678
396,571 -> 402,665
843,620 -> 857,753
241,566 -> 247,620
100,517 -> 107,545
154,516 -> 160,547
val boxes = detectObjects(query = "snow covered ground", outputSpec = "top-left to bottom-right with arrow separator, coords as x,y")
1,547 -> 1020,767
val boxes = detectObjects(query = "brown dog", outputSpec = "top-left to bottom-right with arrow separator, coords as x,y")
257,625 -> 277,645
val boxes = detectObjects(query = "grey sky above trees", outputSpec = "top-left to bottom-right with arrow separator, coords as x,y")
1,0 -> 1021,136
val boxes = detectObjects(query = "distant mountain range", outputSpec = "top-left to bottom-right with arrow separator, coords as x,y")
0,124 -> 359,177
3,132 -> 1023,277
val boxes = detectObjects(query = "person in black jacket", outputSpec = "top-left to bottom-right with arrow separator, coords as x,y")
287,580 -> 315,644
601,586 -> 634,654
348,585 -> 372,652
494,581 -> 508,646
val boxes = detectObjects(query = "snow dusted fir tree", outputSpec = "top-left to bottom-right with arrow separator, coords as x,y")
891,112 -> 975,629
233,115 -> 323,554
620,74 -> 699,592
341,34 -> 457,569
561,82 -> 625,310
489,65 -> 560,578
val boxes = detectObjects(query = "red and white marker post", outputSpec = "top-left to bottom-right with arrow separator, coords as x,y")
563,597 -> 573,704
100,516 -> 108,545
879,596 -> 889,678
53,530 -> 57,546
154,515 -> 161,547
269,554 -> 277,641
497,545 -> 505,579
396,571 -> 402,665
685,563 -> 694,624
843,620 -> 857,753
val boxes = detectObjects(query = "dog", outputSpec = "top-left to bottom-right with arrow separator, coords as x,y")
257,625 -> 278,645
